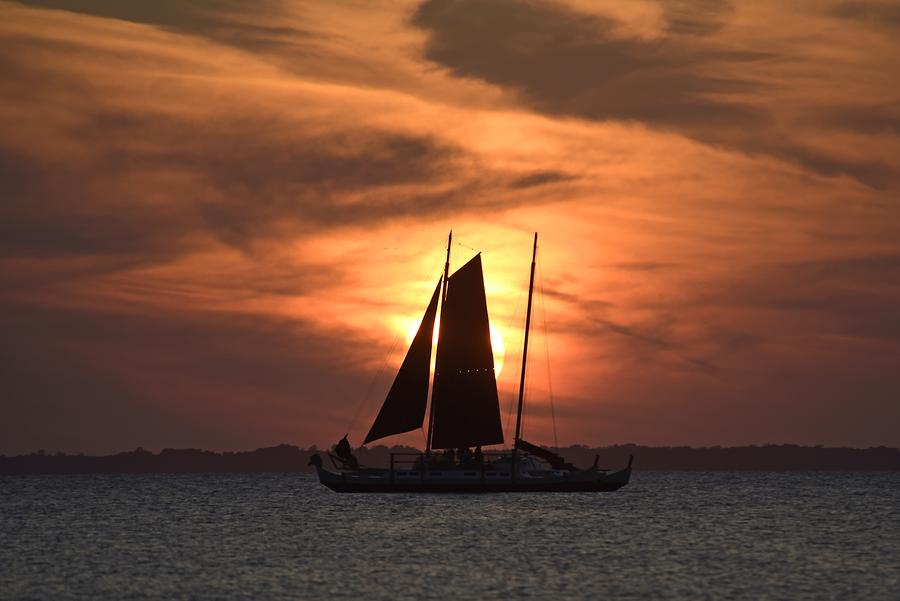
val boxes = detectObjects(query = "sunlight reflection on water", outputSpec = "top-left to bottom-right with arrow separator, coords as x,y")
2,472 -> 898,600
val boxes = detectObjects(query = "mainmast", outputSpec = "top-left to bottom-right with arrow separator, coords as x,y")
512,232 -> 538,479
425,230 -> 452,455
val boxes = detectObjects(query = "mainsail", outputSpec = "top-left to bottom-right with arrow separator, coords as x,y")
363,280 -> 441,444
430,255 -> 504,449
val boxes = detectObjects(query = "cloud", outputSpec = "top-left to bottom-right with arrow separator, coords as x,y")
0,12 -> 484,261
508,170 -> 576,189
0,297 -> 378,453
830,1 -> 900,29
12,0 -> 309,52
732,253 -> 900,344
1,0 -> 899,451
0,147 -> 199,262
661,0 -> 734,37
589,317 -> 722,376
411,0 -> 900,188
613,261 -> 679,272
413,0 -> 766,129
2,2 -> 592,265
594,317 -> 671,349
822,101 -> 900,135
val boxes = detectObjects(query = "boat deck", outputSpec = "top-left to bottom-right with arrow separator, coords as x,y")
314,454 -> 633,493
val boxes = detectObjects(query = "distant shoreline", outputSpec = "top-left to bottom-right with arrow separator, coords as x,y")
1,444 -> 898,474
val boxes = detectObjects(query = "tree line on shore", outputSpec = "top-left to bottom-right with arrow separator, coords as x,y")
1,443 -> 898,474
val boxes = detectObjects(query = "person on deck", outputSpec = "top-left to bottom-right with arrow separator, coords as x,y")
459,447 -> 472,465
474,446 -> 484,465
334,435 -> 359,470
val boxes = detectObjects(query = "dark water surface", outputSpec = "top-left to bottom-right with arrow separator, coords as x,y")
2,472 -> 898,600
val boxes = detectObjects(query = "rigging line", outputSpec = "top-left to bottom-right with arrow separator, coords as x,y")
344,281 -> 435,440
451,239 -> 485,273
346,327 -> 406,439
537,246 -> 559,452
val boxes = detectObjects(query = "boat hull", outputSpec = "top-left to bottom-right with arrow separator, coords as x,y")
314,465 -> 632,493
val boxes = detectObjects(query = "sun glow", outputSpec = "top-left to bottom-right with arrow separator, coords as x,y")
489,323 -> 506,376
403,317 -> 506,376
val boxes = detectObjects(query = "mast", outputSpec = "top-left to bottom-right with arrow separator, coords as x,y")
512,232 -> 538,479
425,229 -> 452,455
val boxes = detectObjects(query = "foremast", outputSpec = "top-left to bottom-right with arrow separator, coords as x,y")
425,230 -> 452,455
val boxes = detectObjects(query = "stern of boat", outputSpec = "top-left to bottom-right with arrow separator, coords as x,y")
595,454 -> 633,491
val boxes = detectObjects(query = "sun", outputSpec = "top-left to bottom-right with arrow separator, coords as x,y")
403,317 -> 506,376
489,323 -> 505,376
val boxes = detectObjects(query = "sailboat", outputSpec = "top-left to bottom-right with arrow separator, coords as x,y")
308,232 -> 633,492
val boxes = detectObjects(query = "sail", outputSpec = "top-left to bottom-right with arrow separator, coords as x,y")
364,280 -> 441,445
516,439 -> 577,471
430,255 -> 504,449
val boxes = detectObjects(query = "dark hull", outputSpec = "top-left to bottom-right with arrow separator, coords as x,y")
319,466 -> 632,494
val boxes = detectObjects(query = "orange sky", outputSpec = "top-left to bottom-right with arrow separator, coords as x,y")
1,0 -> 899,453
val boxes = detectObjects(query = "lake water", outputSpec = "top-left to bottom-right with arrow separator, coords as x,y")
2,472 -> 898,600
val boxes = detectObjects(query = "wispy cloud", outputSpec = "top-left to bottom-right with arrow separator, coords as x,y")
412,0 -> 900,188
1,0 -> 898,451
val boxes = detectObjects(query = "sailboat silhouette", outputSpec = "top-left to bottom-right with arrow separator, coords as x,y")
309,232 -> 633,492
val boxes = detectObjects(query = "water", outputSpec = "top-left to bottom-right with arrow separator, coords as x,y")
2,472 -> 898,600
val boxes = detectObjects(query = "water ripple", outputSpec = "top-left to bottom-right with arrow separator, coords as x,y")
2,472 -> 898,600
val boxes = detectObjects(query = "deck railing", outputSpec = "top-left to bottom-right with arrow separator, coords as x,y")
389,451 -> 512,485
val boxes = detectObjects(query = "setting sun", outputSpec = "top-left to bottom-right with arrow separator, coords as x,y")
404,316 -> 506,376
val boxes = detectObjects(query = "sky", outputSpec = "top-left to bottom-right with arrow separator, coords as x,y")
1,0 -> 899,454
